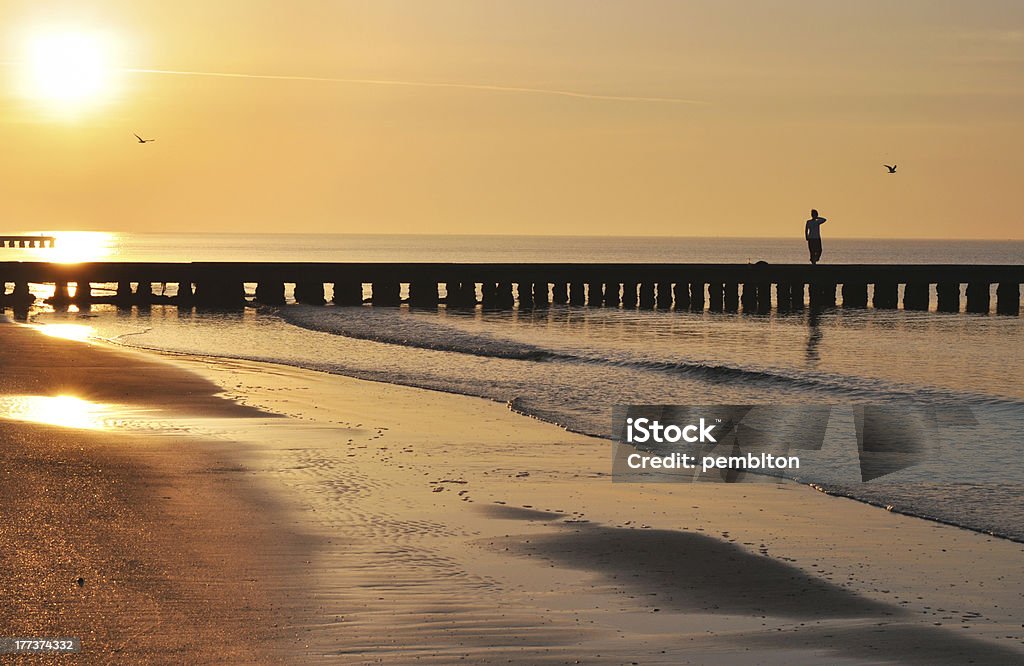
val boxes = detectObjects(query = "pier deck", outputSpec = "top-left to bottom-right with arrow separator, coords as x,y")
0,236 -> 57,249
1,261 -> 1021,314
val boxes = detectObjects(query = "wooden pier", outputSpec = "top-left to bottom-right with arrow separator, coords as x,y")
1,235 -> 57,249
0,261 -> 1021,315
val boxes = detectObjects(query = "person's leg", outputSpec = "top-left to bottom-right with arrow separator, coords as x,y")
809,239 -> 822,264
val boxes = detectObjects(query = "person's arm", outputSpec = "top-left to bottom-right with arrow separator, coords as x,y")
818,217 -> 827,224
805,220 -> 811,240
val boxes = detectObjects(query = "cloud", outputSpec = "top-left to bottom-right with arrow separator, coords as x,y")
122,67 -> 707,105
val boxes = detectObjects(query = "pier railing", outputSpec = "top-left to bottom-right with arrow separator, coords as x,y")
0,262 -> 1021,314
0,235 -> 57,249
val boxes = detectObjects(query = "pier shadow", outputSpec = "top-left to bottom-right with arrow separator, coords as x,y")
744,620 -> 1024,665
479,505 -> 566,522
498,523 -> 892,619
497,523 -> 1023,663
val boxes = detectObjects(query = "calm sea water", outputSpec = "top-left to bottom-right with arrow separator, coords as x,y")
13,233 -> 1024,541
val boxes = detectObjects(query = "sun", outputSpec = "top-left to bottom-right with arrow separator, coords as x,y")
20,29 -> 117,112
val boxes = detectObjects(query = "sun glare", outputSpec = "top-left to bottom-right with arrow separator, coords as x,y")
0,395 -> 113,430
20,29 -> 116,112
36,323 -> 96,342
21,230 -> 117,263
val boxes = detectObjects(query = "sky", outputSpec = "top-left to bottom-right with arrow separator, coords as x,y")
1,0 -> 1022,239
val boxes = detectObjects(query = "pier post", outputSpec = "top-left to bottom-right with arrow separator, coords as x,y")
604,282 -> 621,307
655,282 -> 672,309
690,282 -> 706,311
47,280 -> 71,305
497,282 -> 514,308
12,282 -> 34,305
936,282 -> 959,312
371,281 -> 401,306
965,282 -> 990,314
841,282 -> 868,308
723,283 -> 739,311
332,281 -> 363,306
587,282 -> 604,306
639,283 -> 655,308
255,281 -> 286,305
872,282 -> 898,309
903,283 -> 929,311
621,282 -> 639,308
569,282 -> 586,305
464,281 -> 479,305
134,282 -> 156,305
756,283 -> 772,312
774,282 -> 791,310
71,281 -> 92,305
810,282 -> 836,308
996,282 -> 1020,315
790,283 -> 806,308
532,282 -> 549,307
194,281 -> 246,307
294,281 -> 326,305
176,280 -> 194,305
673,282 -> 691,310
707,282 -> 724,311
517,282 -> 534,308
410,281 -> 440,307
479,282 -> 499,308
551,282 -> 568,305
114,278 -> 134,305
740,283 -> 757,311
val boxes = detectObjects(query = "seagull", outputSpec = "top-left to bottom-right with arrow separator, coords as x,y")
134,133 -> 155,144
883,164 -> 897,173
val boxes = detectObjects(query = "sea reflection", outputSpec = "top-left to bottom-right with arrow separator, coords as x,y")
0,395 -> 116,430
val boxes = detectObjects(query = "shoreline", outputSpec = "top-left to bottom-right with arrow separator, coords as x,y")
2,321 -> 1022,663
93,323 -> 1024,545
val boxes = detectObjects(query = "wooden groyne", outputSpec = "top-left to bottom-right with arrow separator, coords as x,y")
0,262 -> 1021,315
1,235 -> 57,248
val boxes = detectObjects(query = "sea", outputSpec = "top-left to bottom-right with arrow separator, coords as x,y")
8,232 -> 1024,541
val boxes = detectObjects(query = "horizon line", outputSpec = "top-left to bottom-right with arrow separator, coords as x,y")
7,230 -> 1023,243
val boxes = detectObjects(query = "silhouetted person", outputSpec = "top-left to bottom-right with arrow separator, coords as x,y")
805,209 -> 827,264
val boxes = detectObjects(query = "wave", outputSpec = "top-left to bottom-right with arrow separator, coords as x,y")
809,483 -> 1024,544
278,306 -> 552,360
277,306 -> 1021,407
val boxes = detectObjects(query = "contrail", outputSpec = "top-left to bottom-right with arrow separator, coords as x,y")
122,67 -> 707,105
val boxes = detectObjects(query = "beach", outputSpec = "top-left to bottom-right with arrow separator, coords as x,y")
1,320 -> 1022,664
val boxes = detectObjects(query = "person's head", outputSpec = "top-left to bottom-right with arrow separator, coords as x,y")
810,209 -> 818,218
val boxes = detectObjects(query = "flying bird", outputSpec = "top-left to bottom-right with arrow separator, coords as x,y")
883,164 -> 897,173
134,133 -> 155,144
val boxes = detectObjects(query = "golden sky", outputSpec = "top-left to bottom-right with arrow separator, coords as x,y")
1,0 -> 1022,239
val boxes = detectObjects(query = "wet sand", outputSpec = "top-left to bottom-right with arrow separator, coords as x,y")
1,321 -> 1022,664
0,323 -> 314,663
